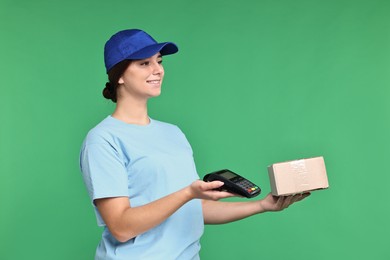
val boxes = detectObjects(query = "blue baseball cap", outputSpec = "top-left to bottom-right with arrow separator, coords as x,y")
104,29 -> 179,73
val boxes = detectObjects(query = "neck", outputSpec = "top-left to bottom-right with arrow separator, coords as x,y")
112,96 -> 150,125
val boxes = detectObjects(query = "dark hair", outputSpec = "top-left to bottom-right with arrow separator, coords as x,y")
102,59 -> 132,103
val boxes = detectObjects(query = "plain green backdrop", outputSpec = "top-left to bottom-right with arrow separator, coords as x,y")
1,0 -> 389,259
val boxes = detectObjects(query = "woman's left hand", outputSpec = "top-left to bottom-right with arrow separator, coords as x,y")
259,192 -> 311,212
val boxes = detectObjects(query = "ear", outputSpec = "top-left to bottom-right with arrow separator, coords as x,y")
118,77 -> 124,84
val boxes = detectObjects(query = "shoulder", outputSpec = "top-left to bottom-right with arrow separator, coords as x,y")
83,116 -> 118,145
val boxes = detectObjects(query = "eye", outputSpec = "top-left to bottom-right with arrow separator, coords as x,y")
140,61 -> 150,66
158,59 -> 163,64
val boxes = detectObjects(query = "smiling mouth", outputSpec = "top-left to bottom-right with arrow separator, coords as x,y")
147,80 -> 161,84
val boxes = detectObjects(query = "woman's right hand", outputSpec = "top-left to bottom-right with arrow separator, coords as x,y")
187,180 -> 236,201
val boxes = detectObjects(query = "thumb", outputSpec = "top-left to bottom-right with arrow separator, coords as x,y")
202,180 -> 224,190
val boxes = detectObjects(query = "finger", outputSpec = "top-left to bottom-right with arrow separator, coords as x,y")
223,191 -> 238,197
283,195 -> 294,208
202,181 -> 224,190
203,190 -> 235,200
290,193 -> 310,203
204,190 -> 233,195
275,196 -> 285,209
212,191 -> 236,198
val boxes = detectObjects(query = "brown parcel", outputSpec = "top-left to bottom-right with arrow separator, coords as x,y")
267,156 -> 329,196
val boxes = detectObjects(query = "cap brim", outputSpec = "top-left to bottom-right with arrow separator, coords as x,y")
126,42 -> 178,60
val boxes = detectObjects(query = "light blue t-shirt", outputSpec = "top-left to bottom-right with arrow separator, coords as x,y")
80,116 -> 204,260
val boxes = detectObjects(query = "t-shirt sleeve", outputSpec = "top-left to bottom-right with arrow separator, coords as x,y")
80,141 -> 129,204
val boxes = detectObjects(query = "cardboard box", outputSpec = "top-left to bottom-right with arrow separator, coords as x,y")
267,156 -> 329,196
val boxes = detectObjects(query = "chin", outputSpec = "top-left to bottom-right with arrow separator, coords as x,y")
149,91 -> 162,98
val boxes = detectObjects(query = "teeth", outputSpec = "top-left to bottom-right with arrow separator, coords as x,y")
148,80 -> 160,84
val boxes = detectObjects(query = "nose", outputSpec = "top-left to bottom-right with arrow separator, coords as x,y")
152,61 -> 164,75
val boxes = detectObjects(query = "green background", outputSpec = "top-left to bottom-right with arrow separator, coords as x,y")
1,0 -> 389,259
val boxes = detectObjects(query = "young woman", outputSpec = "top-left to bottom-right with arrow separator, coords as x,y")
80,29 -> 309,260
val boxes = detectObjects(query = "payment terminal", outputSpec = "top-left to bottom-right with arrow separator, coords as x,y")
203,169 -> 261,198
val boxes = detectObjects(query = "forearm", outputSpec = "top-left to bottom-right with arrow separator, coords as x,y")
97,186 -> 193,242
97,180 -> 234,242
202,193 -> 311,224
202,200 -> 266,224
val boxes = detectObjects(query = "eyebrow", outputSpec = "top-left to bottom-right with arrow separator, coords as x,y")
137,54 -> 162,62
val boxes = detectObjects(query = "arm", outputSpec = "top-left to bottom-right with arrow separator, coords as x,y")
95,180 -> 233,242
202,192 -> 311,224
